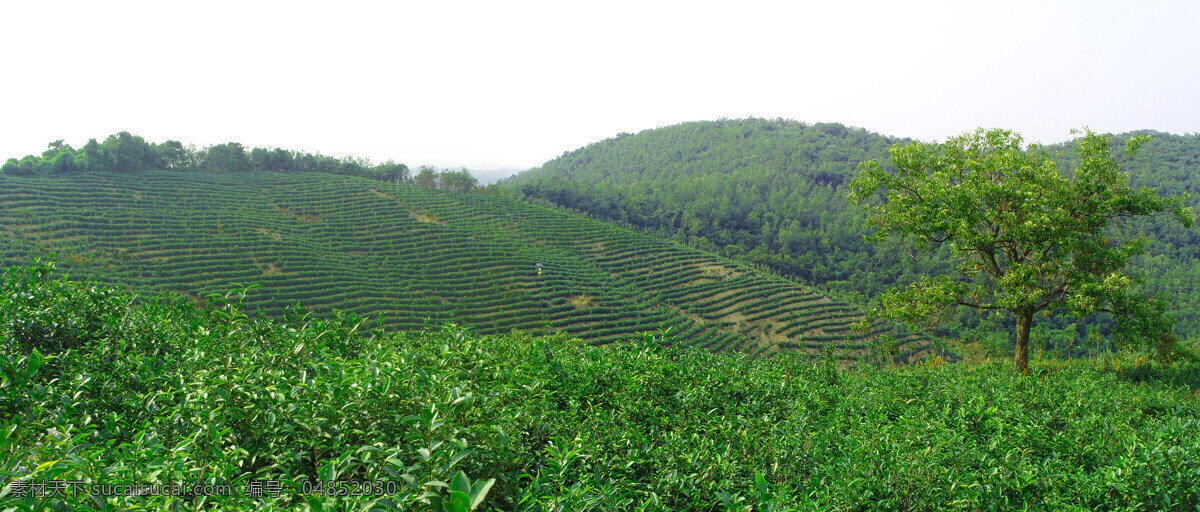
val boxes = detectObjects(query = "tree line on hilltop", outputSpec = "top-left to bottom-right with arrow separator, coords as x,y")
1,132 -> 477,192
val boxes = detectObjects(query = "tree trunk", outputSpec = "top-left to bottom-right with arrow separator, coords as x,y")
1014,311 -> 1033,375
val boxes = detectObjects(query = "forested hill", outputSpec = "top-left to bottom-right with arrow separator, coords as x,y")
501,119 -> 1200,339
507,119 -> 902,190
501,118 -> 928,301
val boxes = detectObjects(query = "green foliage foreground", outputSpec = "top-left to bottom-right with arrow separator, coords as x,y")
3,261 -> 1200,511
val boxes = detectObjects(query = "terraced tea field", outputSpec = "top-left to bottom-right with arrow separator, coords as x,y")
0,170 -> 937,361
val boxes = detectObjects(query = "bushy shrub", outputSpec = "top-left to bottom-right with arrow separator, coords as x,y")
0,258 -> 127,354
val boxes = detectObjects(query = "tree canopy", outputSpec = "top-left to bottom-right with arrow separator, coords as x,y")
849,128 -> 1194,373
0,132 -> 437,187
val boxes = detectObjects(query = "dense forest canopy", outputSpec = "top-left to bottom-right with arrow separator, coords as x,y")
501,119 -> 1200,345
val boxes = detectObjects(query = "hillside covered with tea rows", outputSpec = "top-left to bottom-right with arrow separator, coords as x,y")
0,170 -> 936,362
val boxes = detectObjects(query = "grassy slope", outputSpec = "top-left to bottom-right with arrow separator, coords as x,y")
3,264 -> 1199,510
0,170 -> 934,362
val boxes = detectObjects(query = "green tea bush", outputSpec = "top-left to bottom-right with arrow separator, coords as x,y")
1,258 -> 127,354
2,261 -> 1199,510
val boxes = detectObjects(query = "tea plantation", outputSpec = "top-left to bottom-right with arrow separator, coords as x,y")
0,170 -> 934,363
3,261 -> 1199,510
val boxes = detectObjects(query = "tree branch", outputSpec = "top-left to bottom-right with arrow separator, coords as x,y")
955,300 -> 1006,311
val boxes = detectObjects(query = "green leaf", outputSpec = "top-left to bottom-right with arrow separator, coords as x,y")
306,495 -> 325,512
318,460 -> 337,482
450,471 -> 471,496
469,478 -> 495,509
444,449 -> 474,471
444,490 -> 471,512
26,349 -> 43,375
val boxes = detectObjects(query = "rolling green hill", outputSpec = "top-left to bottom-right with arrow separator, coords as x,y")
501,118 -> 1200,341
0,169 -> 937,362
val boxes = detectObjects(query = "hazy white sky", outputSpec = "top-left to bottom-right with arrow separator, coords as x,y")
2,0 -> 1198,174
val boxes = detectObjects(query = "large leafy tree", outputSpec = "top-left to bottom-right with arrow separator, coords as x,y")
249,146 -> 295,173
849,128 -> 1193,374
373,160 -> 411,185
415,166 -> 439,189
438,168 -> 478,193
103,131 -> 160,171
201,142 -> 251,173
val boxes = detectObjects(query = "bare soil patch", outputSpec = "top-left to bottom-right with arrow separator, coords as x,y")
569,295 -> 599,309
277,205 -> 321,224
699,264 -> 743,279
410,210 -> 445,225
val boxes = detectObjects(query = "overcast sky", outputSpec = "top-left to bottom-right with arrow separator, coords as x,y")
2,0 -> 1198,176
